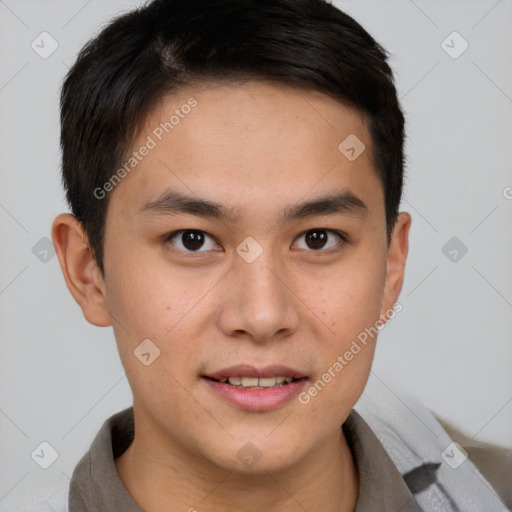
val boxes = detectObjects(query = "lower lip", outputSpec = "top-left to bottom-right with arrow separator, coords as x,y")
202,378 -> 308,411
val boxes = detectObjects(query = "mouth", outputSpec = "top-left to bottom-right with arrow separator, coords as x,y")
204,375 -> 306,389
202,364 -> 308,411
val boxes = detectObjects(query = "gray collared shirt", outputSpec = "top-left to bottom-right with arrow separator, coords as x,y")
68,407 -> 423,511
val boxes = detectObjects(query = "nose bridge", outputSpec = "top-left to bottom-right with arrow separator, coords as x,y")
242,252 -> 285,303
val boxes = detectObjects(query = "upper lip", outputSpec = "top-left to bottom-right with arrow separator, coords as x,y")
204,364 -> 308,380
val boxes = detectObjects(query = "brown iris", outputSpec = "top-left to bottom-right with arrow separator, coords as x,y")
305,230 -> 328,250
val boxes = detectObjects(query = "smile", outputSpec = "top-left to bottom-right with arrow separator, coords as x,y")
217,376 -> 295,388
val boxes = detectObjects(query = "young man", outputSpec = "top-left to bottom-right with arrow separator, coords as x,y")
38,0 -> 510,511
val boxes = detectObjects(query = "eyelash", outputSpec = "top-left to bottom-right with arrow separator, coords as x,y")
162,228 -> 348,255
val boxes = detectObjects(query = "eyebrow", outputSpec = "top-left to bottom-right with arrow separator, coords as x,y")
138,188 -> 368,224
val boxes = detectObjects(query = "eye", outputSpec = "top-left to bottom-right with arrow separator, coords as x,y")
163,228 -> 346,255
294,229 -> 346,253
164,229 -> 219,253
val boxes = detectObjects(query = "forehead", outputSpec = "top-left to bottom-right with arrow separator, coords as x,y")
111,80 -> 384,224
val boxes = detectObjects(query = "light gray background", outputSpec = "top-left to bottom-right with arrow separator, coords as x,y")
1,0 -> 511,508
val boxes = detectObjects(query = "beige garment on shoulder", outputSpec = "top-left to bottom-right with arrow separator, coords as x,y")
435,415 -> 512,510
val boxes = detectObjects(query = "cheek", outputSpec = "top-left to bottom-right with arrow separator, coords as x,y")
308,253 -> 385,405
319,253 -> 386,340
102,254 -> 186,373
104,248 -> 207,336
104,265 -> 204,412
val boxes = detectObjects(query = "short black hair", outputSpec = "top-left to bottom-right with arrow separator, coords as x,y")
60,0 -> 405,275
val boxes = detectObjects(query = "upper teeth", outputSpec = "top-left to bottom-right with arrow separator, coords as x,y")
219,376 -> 293,387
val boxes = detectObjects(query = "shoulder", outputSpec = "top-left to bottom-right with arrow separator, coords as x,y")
434,414 -> 512,510
354,382 -> 511,511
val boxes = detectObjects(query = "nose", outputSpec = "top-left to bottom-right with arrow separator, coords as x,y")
216,248 -> 301,343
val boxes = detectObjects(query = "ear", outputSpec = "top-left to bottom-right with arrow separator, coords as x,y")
51,213 -> 112,327
379,212 -> 411,322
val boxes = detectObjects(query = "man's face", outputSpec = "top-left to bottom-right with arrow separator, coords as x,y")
99,81 -> 403,473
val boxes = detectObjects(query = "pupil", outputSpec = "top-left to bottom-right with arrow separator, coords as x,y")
306,230 -> 327,250
182,230 -> 204,250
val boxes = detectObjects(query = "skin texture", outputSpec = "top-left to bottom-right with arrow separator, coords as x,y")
52,80 -> 411,512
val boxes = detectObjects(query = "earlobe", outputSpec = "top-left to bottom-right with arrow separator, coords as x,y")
379,212 -> 412,322
51,213 -> 112,327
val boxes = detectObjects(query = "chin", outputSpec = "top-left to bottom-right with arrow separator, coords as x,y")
201,437 -> 306,475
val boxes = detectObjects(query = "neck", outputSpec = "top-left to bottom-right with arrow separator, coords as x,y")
115,411 -> 359,512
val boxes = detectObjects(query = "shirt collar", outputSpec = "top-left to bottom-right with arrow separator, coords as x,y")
343,409 -> 422,511
69,406 -> 422,512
